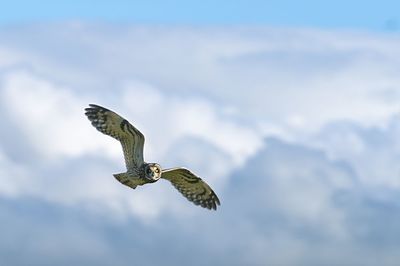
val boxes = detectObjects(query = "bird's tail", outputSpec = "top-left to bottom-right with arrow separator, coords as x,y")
113,173 -> 138,189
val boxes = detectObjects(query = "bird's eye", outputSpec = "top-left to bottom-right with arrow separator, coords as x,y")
155,168 -> 159,173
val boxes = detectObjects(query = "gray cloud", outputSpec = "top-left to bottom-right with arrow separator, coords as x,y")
2,136 -> 400,266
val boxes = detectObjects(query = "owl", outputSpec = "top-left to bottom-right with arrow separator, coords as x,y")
85,104 -> 220,210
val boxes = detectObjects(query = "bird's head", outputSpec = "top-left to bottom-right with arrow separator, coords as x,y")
144,163 -> 162,181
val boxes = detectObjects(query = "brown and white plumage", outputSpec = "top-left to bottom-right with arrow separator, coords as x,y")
85,104 -> 144,171
84,104 -> 220,210
162,168 -> 220,210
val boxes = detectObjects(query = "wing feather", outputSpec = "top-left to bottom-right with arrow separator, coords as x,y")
85,104 -> 145,171
161,168 -> 220,210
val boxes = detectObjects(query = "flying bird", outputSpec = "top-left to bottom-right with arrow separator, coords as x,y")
84,104 -> 220,210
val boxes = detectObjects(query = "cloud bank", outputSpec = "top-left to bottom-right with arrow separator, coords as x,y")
0,23 -> 400,265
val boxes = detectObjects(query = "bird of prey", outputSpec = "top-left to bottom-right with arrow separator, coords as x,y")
84,104 -> 220,210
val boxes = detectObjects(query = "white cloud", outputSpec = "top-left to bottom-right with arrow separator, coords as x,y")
0,68 -> 263,221
1,23 -> 400,265
0,69 -> 121,160
121,81 -> 263,165
2,24 -> 400,133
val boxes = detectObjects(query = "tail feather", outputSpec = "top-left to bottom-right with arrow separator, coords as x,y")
114,172 -> 149,189
113,173 -> 138,189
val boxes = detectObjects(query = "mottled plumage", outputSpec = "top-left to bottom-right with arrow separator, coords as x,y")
85,104 -> 220,210
162,168 -> 220,210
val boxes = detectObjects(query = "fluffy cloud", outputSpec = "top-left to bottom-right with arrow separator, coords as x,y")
3,137 -> 400,266
1,23 -> 400,131
310,116 -> 400,188
0,67 -> 263,220
1,70 -> 109,159
0,23 -> 400,265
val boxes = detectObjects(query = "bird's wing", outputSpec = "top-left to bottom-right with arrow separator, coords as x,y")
161,168 -> 220,210
85,104 -> 145,171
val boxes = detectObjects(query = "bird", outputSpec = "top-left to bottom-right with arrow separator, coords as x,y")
84,104 -> 220,210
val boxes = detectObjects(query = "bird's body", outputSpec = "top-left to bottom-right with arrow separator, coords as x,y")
85,104 -> 220,210
113,162 -> 161,189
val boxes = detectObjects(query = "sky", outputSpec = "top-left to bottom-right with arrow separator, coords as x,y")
1,0 -> 400,30
1,2 -> 400,266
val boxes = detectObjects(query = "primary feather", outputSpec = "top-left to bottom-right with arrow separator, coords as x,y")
85,104 -> 145,171
162,168 -> 220,210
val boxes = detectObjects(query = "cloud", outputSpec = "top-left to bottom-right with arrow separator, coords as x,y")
0,69 -> 113,159
226,139 -> 355,239
221,137 -> 400,265
0,67 -> 263,221
310,115 -> 400,188
0,150 -> 29,197
0,23 -> 400,265
2,136 -> 400,266
120,81 -> 263,165
2,23 -> 400,132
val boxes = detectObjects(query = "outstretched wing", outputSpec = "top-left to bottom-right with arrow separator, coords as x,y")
161,168 -> 220,210
85,104 -> 145,171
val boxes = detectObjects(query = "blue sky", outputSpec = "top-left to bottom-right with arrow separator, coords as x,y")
1,0 -> 400,30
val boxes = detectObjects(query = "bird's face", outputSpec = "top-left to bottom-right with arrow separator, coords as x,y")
144,163 -> 162,181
